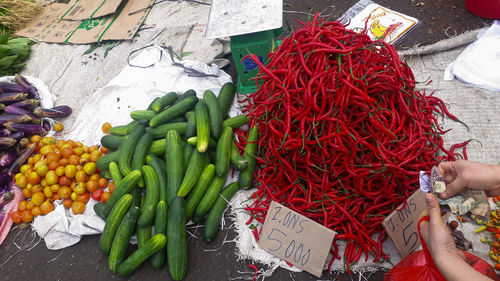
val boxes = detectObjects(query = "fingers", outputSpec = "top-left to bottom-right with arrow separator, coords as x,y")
486,189 -> 500,197
425,193 -> 443,226
438,180 -> 462,199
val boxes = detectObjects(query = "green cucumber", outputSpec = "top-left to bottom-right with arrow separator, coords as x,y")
203,90 -> 223,139
239,125 -> 259,189
186,136 -> 216,149
136,225 -> 151,248
146,122 -> 186,139
177,150 -> 209,197
151,201 -> 168,269
204,182 -> 240,242
230,142 -> 248,170
167,197 -> 187,280
166,130 -> 183,206
182,143 -> 194,174
184,111 -> 196,138
117,234 -> 167,277
137,165 -> 160,227
109,206 -> 140,272
217,82 -> 236,118
192,175 -> 226,223
96,150 -> 120,171
151,92 -> 177,112
102,170 -> 142,218
170,116 -> 187,123
131,110 -> 156,120
215,126 -> 232,177
100,194 -> 133,254
149,139 -> 166,156
146,154 -> 168,203
173,89 -> 196,105
101,135 -> 127,150
223,115 -> 249,129
195,101 -> 210,153
109,161 -> 123,186
150,95 -> 198,127
94,202 -> 106,219
131,186 -> 142,209
118,122 -> 146,176
186,164 -> 215,220
109,120 -> 138,136
131,133 -> 152,187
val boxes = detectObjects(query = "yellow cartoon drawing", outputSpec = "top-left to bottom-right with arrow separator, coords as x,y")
369,19 -> 402,40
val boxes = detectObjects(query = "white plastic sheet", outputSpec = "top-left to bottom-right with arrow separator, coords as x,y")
444,21 -> 500,91
31,45 -> 231,249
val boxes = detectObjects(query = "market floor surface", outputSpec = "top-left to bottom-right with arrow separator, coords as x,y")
0,0 -> 491,280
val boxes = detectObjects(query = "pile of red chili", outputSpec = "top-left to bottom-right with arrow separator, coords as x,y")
236,14 -> 469,271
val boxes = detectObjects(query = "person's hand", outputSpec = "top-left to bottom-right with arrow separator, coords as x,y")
437,160 -> 500,198
420,193 -> 465,266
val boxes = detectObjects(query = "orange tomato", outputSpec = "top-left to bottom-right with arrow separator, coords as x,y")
62,198 -> 73,209
57,186 -> 71,199
108,182 -> 115,193
86,180 -> 99,193
11,210 -> 23,224
100,146 -> 109,154
18,201 -> 27,211
55,166 -> 65,177
58,175 -> 72,187
30,135 -> 42,144
50,193 -> 62,202
59,158 -> 69,166
54,122 -> 64,132
40,200 -> 55,215
31,206 -> 42,216
22,188 -> 32,199
46,152 -> 60,163
75,171 -> 87,183
89,173 -> 100,181
31,185 -> 43,194
28,171 -> 41,185
89,145 -> 99,153
66,140 -> 77,148
56,139 -> 65,148
72,201 -> 86,214
48,161 -> 59,170
101,192 -> 111,203
64,165 -> 76,179
68,155 -> 80,165
76,192 -> 90,204
21,210 -> 33,223
61,147 -> 74,158
50,184 -> 60,193
25,201 -> 34,210
31,192 -> 45,206
98,178 -> 108,189
102,122 -> 112,133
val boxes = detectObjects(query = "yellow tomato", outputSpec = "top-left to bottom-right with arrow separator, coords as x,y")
39,144 -> 55,155
20,164 -> 32,174
40,200 -> 54,215
41,137 -> 55,145
55,166 -> 65,177
71,192 -> 78,201
43,186 -> 53,198
64,165 -> 77,179
15,174 -> 28,188
31,192 -> 46,206
45,170 -> 59,185
83,162 -> 97,176
73,182 -> 86,195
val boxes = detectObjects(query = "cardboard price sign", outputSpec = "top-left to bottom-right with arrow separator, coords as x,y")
382,189 -> 426,258
258,201 -> 336,277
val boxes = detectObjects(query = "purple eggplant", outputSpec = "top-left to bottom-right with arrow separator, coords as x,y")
0,81 -> 28,93
0,114 -> 32,124
0,128 -> 10,137
5,122 -> 46,135
15,75 -> 39,100
8,143 -> 36,176
10,99 -> 39,109
9,131 -> 24,141
0,150 -> 16,168
34,105 -> 72,118
0,173 -> 9,187
42,119 -> 51,131
0,137 -> 16,148
4,105 -> 39,123
0,92 -> 28,103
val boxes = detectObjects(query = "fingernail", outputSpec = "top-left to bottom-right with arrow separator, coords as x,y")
425,193 -> 434,204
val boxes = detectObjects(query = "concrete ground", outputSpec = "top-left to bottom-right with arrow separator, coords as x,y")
0,0 -> 491,280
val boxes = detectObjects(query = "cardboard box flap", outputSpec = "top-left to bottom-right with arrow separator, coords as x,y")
63,0 -> 126,21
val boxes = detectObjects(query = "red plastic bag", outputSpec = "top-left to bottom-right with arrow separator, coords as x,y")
384,216 -> 499,281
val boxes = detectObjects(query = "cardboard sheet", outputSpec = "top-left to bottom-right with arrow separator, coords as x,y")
15,0 -> 153,44
63,0 -> 125,20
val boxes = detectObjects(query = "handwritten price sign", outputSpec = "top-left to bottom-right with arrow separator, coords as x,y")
258,201 -> 336,277
382,189 -> 426,258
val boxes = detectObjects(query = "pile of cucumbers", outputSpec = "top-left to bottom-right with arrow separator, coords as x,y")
94,82 -> 257,280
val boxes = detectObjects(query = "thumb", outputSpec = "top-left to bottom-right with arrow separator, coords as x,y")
438,180 -> 462,199
425,193 -> 443,226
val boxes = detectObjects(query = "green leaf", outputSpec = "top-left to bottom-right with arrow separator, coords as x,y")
0,33 -> 9,45
82,43 -> 99,56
